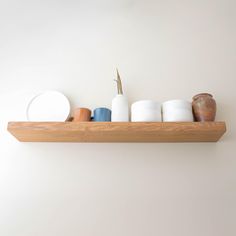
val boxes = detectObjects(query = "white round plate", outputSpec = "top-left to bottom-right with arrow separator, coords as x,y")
26,91 -> 71,121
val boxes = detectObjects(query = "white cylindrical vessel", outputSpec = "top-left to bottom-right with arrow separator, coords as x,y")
131,100 -> 162,122
162,99 -> 193,122
112,95 -> 129,121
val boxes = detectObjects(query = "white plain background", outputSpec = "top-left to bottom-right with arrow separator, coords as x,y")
0,0 -> 236,235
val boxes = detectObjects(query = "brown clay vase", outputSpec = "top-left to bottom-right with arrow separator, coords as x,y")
192,93 -> 216,121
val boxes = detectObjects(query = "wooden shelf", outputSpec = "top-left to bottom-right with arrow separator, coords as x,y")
7,121 -> 226,143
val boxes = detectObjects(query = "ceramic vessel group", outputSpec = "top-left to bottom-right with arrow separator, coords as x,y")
71,94 -> 216,122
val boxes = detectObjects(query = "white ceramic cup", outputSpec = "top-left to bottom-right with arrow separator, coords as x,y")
131,100 -> 162,122
162,99 -> 193,122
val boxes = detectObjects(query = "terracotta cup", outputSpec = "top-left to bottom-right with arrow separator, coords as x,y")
73,108 -> 92,122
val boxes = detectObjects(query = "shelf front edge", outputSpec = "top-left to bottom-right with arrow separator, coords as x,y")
7,121 -> 226,143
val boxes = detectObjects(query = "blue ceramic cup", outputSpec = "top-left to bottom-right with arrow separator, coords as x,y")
92,107 -> 111,122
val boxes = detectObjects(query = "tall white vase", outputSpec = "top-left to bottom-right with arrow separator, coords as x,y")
111,69 -> 129,122
112,94 -> 129,121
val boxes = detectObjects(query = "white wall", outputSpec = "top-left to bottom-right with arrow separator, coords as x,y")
0,0 -> 236,235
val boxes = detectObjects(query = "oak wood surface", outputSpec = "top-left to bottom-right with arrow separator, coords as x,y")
7,121 -> 226,142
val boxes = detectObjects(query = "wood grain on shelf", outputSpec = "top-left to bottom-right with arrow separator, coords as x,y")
7,122 -> 226,142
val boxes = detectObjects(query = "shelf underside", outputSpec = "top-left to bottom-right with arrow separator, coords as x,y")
7,121 -> 226,143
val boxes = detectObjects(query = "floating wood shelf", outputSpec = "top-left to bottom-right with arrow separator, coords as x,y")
7,121 -> 226,143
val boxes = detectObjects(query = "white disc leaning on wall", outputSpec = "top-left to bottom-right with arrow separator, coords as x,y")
26,91 -> 71,121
